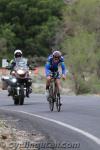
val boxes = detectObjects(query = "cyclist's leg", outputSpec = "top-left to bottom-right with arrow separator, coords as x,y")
45,76 -> 52,98
55,78 -> 62,106
55,78 -> 61,94
46,76 -> 51,90
55,72 -> 61,93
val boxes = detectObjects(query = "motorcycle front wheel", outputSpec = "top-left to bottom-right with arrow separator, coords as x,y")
13,97 -> 19,105
19,85 -> 24,105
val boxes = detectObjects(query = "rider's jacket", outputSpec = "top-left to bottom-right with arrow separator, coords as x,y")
10,57 -> 28,71
45,55 -> 67,76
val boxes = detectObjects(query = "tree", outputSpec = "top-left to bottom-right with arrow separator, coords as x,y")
0,0 -> 64,59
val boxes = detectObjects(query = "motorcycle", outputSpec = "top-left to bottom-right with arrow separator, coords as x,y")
2,60 -> 32,105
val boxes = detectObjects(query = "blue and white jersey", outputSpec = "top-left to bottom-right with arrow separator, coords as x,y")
45,55 -> 67,76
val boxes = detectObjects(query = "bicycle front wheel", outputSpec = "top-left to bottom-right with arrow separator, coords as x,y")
48,82 -> 55,111
56,93 -> 61,112
49,97 -> 54,111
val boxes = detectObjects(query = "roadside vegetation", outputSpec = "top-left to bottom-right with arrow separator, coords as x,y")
61,0 -> 100,94
0,0 -> 63,59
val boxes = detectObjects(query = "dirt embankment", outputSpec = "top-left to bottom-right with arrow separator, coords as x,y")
0,118 -> 45,150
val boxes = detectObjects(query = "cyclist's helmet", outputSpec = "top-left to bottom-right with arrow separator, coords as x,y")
14,49 -> 22,58
52,50 -> 62,59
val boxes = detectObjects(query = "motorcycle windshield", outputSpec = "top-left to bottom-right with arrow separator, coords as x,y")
14,60 -> 29,71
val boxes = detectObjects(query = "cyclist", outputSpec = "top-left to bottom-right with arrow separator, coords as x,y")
45,50 -> 68,98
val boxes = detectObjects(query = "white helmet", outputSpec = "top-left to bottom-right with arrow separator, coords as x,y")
52,50 -> 62,59
14,49 -> 22,58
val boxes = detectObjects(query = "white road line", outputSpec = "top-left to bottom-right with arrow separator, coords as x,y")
1,108 -> 100,145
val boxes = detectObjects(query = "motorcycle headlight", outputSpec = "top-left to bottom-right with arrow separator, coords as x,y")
11,71 -> 16,76
29,71 -> 32,75
11,78 -> 17,83
17,70 -> 25,75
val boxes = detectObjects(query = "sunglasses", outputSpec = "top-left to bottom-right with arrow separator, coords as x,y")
54,57 -> 59,60
15,53 -> 22,57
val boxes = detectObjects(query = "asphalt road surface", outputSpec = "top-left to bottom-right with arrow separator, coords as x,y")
0,90 -> 100,150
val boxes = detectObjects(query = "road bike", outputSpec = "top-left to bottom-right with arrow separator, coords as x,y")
48,72 -> 62,112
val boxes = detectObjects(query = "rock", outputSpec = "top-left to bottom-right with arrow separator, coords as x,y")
1,134 -> 8,140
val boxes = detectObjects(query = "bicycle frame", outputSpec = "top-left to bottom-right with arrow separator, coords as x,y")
48,77 -> 61,112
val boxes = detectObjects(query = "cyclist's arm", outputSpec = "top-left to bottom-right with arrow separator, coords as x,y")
61,61 -> 68,75
45,62 -> 51,76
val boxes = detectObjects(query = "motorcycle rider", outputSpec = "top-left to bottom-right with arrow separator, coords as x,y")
45,50 -> 68,98
8,49 -> 32,97
10,49 -> 26,71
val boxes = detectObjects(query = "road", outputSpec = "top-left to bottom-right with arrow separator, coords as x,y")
0,90 -> 100,150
